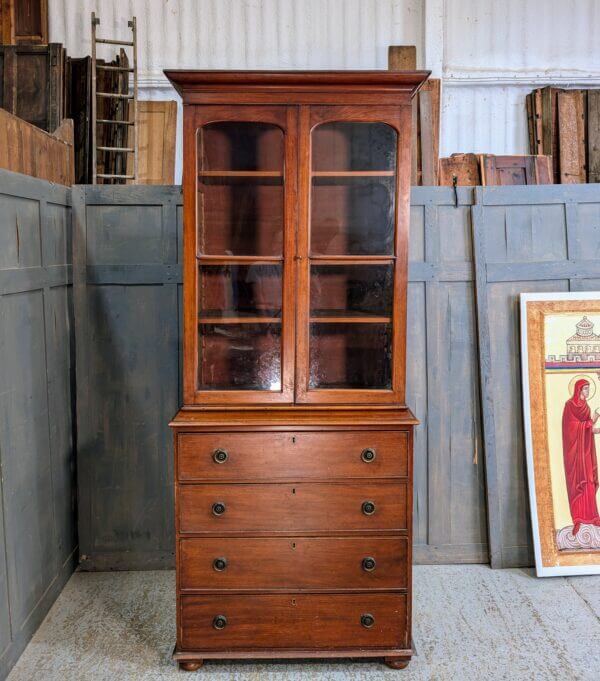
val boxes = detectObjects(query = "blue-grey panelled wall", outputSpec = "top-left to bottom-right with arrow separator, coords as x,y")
72,183 -> 600,571
473,184 -> 600,568
72,186 -> 182,571
72,185 -> 489,570
0,170 -> 76,680
409,187 -> 487,564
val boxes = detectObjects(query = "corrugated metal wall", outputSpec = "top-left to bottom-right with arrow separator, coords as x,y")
49,0 -> 600,175
442,0 -> 600,158
50,0 -> 422,71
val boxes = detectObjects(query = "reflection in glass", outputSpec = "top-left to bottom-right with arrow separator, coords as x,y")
197,122 -> 284,256
199,264 -> 282,319
311,177 -> 395,255
200,122 -> 283,172
312,122 -> 397,172
310,122 -> 397,256
309,323 -> 392,389
198,182 -> 283,256
310,264 -> 393,318
198,323 -> 281,391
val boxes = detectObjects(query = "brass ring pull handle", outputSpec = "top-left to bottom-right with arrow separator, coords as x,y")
361,613 -> 375,628
213,448 -> 228,463
361,448 -> 376,462
213,615 -> 227,630
362,500 -> 376,516
212,502 -> 226,516
213,557 -> 228,571
362,556 -> 376,571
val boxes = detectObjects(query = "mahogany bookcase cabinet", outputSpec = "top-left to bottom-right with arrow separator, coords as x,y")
165,70 -> 429,671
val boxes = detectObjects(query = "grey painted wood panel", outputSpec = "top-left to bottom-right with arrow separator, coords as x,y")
0,194 -> 41,269
45,285 -> 77,568
407,280 -> 428,549
0,289 -> 56,627
473,184 -> 600,568
0,170 -> 76,681
0,478 -> 10,662
409,194 -> 487,564
74,187 -> 180,571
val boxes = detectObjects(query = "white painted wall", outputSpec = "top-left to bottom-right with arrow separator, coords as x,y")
49,0 -> 600,180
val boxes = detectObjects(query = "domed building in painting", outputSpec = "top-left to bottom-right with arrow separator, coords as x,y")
566,317 -> 600,359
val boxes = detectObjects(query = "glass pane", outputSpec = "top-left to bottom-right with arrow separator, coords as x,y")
311,177 -> 395,256
309,323 -> 392,389
198,323 -> 281,391
312,122 -> 397,172
311,264 -> 393,318
199,264 -> 282,319
197,122 -> 284,256
311,122 -> 397,256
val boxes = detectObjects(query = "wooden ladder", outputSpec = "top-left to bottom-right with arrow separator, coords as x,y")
91,11 -> 138,184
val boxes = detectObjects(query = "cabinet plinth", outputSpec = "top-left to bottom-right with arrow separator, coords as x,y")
166,69 -> 428,669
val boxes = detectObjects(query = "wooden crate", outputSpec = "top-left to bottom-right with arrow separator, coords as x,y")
479,155 -> 553,186
439,153 -> 481,186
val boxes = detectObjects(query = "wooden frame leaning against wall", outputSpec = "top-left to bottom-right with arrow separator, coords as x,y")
521,291 -> 600,577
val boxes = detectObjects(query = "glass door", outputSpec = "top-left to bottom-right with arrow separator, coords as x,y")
296,106 -> 407,404
188,106 -> 296,404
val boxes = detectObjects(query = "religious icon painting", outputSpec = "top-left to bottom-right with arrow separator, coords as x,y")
521,292 -> 600,576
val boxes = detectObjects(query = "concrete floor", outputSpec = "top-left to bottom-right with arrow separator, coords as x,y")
6,565 -> 600,681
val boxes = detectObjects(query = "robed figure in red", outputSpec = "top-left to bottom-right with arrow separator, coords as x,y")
562,378 -> 600,536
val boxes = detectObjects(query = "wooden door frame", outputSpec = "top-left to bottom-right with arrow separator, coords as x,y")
182,104 -> 298,405
295,104 -> 412,405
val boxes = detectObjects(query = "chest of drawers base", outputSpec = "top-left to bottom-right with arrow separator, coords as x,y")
171,408 -> 417,670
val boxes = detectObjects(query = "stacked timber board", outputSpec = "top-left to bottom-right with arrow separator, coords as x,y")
388,46 -> 440,186
527,87 -> 600,184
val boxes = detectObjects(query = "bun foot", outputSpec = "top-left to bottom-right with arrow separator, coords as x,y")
384,656 -> 410,669
179,660 -> 203,671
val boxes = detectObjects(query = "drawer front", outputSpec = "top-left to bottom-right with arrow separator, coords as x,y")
180,593 -> 408,650
178,431 -> 408,481
180,536 -> 408,590
178,482 -> 407,534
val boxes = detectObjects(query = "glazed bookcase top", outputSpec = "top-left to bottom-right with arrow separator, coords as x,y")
167,69 -> 429,407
